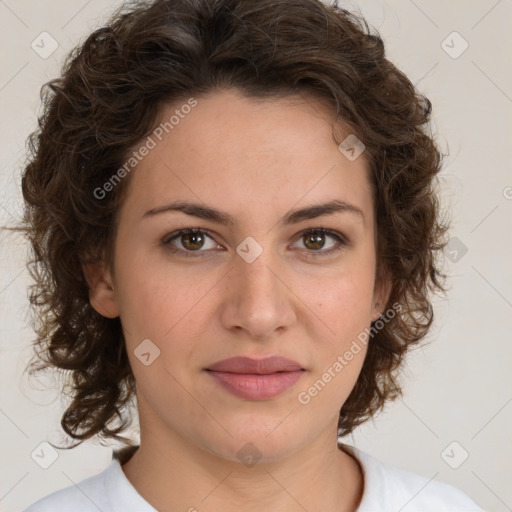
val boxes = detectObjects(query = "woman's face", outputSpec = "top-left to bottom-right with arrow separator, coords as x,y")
87,89 -> 389,462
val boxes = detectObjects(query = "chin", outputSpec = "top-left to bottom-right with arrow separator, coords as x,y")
199,420 -> 311,465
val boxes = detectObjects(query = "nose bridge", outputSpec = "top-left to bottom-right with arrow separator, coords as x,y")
234,232 -> 277,283
245,250 -> 276,285
220,239 -> 296,337
235,242 -> 282,304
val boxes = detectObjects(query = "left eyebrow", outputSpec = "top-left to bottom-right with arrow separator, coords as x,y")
142,199 -> 365,227
282,199 -> 365,226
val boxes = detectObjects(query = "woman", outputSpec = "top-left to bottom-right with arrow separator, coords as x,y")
16,0 -> 483,510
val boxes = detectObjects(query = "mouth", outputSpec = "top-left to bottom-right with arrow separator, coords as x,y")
205,355 -> 304,374
204,356 -> 306,400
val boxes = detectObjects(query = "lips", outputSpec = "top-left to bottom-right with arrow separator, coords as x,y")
206,356 -> 304,374
205,356 -> 305,400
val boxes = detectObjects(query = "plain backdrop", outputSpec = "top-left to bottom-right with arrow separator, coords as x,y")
1,1 -> 511,511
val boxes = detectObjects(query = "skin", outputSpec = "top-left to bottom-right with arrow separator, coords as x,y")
83,89 -> 391,512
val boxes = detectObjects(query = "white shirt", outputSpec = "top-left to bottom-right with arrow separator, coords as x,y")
23,444 -> 484,511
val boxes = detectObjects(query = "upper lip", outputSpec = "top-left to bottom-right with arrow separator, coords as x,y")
206,356 -> 304,374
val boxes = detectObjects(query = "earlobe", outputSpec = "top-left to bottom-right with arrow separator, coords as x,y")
371,275 -> 392,323
371,306 -> 381,323
82,262 -> 119,319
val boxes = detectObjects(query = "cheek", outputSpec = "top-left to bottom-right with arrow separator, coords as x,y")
309,265 -> 376,333
117,261 -> 210,395
298,263 -> 375,391
294,275 -> 373,412
114,248 -> 217,342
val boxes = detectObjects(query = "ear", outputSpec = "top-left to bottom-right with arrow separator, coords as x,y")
82,261 -> 119,318
370,272 -> 392,323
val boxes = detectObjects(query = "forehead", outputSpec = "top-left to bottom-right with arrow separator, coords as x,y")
117,90 -> 374,228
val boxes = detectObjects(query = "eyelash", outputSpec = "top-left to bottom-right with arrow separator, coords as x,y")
161,227 -> 349,259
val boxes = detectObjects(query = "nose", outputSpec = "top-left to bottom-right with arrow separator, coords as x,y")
219,248 -> 296,340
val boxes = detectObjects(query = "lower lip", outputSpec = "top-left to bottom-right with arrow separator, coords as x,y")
206,370 -> 304,400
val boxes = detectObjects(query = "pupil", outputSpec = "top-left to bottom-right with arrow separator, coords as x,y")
306,233 -> 324,250
184,232 -> 203,250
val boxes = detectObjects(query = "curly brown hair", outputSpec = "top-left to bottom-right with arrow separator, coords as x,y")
5,0 -> 449,459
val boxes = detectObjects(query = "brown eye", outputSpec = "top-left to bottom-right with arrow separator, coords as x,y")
303,231 -> 327,250
162,228 -> 219,257
180,231 -> 206,250
293,228 -> 348,257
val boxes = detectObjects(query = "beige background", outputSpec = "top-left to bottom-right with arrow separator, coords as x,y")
1,1 -> 511,511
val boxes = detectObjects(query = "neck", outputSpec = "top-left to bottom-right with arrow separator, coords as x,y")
121,432 -> 363,512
